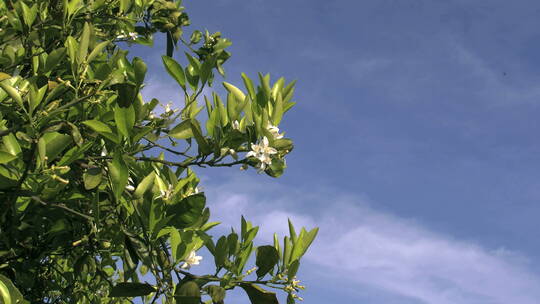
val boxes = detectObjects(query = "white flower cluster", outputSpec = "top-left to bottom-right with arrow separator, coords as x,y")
180,250 -> 202,269
116,30 -> 138,40
246,136 -> 277,172
243,123 -> 285,172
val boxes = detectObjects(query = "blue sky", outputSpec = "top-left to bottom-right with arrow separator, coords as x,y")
133,0 -> 540,303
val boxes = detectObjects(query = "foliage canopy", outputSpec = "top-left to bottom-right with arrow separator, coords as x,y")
0,0 -> 317,303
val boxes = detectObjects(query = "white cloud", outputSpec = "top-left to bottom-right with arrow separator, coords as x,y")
204,173 -> 540,304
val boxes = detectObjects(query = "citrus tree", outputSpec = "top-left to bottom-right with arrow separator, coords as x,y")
0,0 -> 318,303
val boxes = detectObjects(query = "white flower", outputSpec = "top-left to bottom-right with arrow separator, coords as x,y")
229,148 -> 238,160
116,31 -> 127,39
128,32 -> 138,40
246,136 -> 277,172
148,112 -> 156,119
157,184 -> 174,200
126,177 -> 135,191
101,146 -> 107,156
232,120 -> 240,130
180,250 -> 202,269
267,124 -> 284,139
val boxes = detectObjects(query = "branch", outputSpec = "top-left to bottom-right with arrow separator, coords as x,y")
31,196 -> 94,221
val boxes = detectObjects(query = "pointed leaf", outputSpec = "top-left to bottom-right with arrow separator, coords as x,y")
162,55 -> 186,89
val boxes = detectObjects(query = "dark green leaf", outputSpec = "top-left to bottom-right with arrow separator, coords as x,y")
175,281 -> 201,304
240,284 -> 279,304
109,282 -> 156,297
256,246 -> 280,278
204,285 -> 226,304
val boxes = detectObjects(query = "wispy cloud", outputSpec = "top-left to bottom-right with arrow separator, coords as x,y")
204,173 -> 540,304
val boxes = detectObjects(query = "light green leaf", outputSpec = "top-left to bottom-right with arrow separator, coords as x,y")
272,92 -> 284,125
223,82 -> 246,103
241,73 -> 256,100
0,81 -> 23,107
0,152 -> 17,164
20,2 -> 37,28
0,274 -> 28,304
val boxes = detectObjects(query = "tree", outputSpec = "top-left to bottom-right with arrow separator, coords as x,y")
0,0 -> 318,303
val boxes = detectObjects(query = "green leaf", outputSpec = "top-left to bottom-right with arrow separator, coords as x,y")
44,48 -> 66,74
169,120 -> 194,139
204,285 -> 226,304
82,120 -> 119,143
162,55 -> 186,89
67,122 -> 83,147
134,172 -> 155,198
20,2 -> 37,27
256,246 -> 280,278
78,22 -> 91,63
190,120 -> 211,155
2,133 -> 21,156
223,82 -> 246,103
133,57 -> 147,85
83,167 -> 102,190
109,282 -> 156,297
240,284 -> 279,304
272,92 -> 284,125
175,281 -> 201,304
0,274 -> 29,304
108,154 -> 128,201
82,120 -> 112,134
288,259 -> 300,278
167,193 -> 206,228
241,73 -> 256,100
114,104 -> 135,139
42,132 -> 72,160
65,36 -> 79,64
288,219 -> 297,243
185,53 -> 201,75
214,236 -> 228,268
0,81 -> 23,107
87,41 -> 109,64
0,151 -> 17,164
